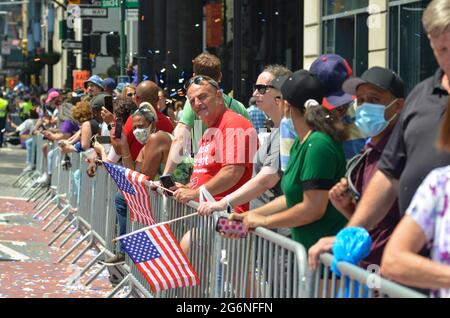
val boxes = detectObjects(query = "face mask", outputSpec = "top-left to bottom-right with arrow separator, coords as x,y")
355,100 -> 397,137
133,126 -> 151,145
280,116 -> 298,171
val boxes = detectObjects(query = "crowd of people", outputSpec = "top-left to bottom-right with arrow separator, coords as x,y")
1,0 -> 449,298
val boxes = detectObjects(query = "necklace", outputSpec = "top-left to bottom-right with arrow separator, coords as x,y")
300,130 -> 313,144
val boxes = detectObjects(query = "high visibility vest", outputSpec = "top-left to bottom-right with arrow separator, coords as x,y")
20,101 -> 33,115
0,98 -> 8,118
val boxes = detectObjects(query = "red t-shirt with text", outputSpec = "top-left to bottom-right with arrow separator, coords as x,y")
190,109 -> 257,213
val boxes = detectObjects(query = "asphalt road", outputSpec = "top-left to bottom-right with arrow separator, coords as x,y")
0,144 -> 27,198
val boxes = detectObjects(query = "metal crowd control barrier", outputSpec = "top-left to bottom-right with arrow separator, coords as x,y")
26,153 -> 428,299
106,186 -> 311,299
312,253 -> 427,298
18,135 -> 47,195
12,134 -> 38,188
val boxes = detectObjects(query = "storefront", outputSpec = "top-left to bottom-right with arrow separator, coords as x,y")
305,0 -> 437,96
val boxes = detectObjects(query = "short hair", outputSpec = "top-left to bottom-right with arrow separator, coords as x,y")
262,64 -> 292,79
192,53 -> 221,82
133,102 -> 158,124
72,101 -> 93,124
423,0 -> 450,37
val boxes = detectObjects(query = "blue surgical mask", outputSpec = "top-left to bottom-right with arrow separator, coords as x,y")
355,100 -> 397,137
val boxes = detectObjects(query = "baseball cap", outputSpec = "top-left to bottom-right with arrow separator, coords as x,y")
84,75 -> 104,90
310,54 -> 354,110
281,70 -> 324,109
342,66 -> 405,98
103,78 -> 117,91
271,75 -> 289,91
90,93 -> 110,110
45,91 -> 60,104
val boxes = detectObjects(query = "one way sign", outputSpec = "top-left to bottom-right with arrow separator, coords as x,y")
62,40 -> 83,50
80,7 -> 108,18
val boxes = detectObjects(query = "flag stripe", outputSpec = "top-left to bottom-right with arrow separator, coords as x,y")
150,227 -> 185,288
137,262 -> 162,293
158,225 -> 195,287
160,224 -> 199,287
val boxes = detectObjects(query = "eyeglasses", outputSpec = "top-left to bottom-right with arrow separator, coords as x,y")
254,84 -> 275,95
345,148 -> 373,202
184,75 -> 220,91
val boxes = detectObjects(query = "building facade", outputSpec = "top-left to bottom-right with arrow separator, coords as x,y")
304,0 -> 437,95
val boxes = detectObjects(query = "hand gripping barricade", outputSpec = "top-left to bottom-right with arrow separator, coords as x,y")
26,154 -> 428,298
312,253 -> 426,298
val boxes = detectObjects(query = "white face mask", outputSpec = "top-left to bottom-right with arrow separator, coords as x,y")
133,126 -> 151,145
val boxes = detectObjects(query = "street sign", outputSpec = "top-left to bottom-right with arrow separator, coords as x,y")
80,7 -> 108,18
62,40 -> 83,50
101,0 -> 138,9
126,9 -> 138,21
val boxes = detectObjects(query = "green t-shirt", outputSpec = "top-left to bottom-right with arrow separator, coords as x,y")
281,131 -> 347,250
179,93 -> 250,153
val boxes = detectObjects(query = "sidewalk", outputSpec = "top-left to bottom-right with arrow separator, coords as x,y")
0,146 -> 115,298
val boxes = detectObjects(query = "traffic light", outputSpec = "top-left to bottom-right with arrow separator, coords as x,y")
106,33 -> 125,58
89,33 -> 101,55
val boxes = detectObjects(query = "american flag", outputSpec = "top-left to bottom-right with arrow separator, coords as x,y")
103,162 -> 155,226
119,224 -> 200,293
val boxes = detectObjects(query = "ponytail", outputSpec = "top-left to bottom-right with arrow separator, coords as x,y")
302,100 -> 347,143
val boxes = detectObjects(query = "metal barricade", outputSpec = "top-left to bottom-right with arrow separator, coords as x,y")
107,187 -> 311,299
312,253 -> 426,298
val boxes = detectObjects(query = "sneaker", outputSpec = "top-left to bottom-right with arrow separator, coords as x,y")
36,173 -> 49,184
102,252 -> 126,266
23,165 -> 35,173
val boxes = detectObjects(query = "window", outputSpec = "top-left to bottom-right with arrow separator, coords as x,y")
323,0 -> 369,16
389,0 -> 437,95
322,2 -> 369,76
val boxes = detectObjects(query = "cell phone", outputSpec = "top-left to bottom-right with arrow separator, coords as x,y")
215,217 -> 248,238
115,118 -> 123,139
96,135 -> 111,144
104,95 -> 113,113
159,174 -> 176,196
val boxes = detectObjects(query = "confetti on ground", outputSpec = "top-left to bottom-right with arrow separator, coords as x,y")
0,198 -> 115,298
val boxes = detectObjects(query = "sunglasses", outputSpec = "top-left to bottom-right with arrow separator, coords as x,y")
184,75 -> 220,91
254,84 -> 275,95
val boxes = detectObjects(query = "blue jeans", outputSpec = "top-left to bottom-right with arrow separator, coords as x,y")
115,191 -> 128,252
25,138 -> 35,165
47,148 -> 57,175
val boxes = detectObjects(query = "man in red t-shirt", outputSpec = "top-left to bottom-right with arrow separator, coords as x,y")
173,76 -> 257,213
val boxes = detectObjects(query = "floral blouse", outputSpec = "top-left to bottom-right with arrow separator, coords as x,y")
407,166 -> 450,298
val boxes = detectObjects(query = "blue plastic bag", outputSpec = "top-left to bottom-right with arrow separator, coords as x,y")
331,227 -> 373,298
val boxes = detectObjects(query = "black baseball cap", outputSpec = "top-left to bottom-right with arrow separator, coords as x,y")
342,66 -> 405,98
281,70 -> 324,109
271,75 -> 289,91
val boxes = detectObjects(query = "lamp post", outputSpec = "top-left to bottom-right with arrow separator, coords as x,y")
120,0 -> 126,75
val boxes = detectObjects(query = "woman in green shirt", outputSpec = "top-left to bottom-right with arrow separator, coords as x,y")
230,70 -> 347,250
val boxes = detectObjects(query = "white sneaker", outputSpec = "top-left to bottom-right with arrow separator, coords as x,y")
23,165 -> 35,173
36,173 -> 49,184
